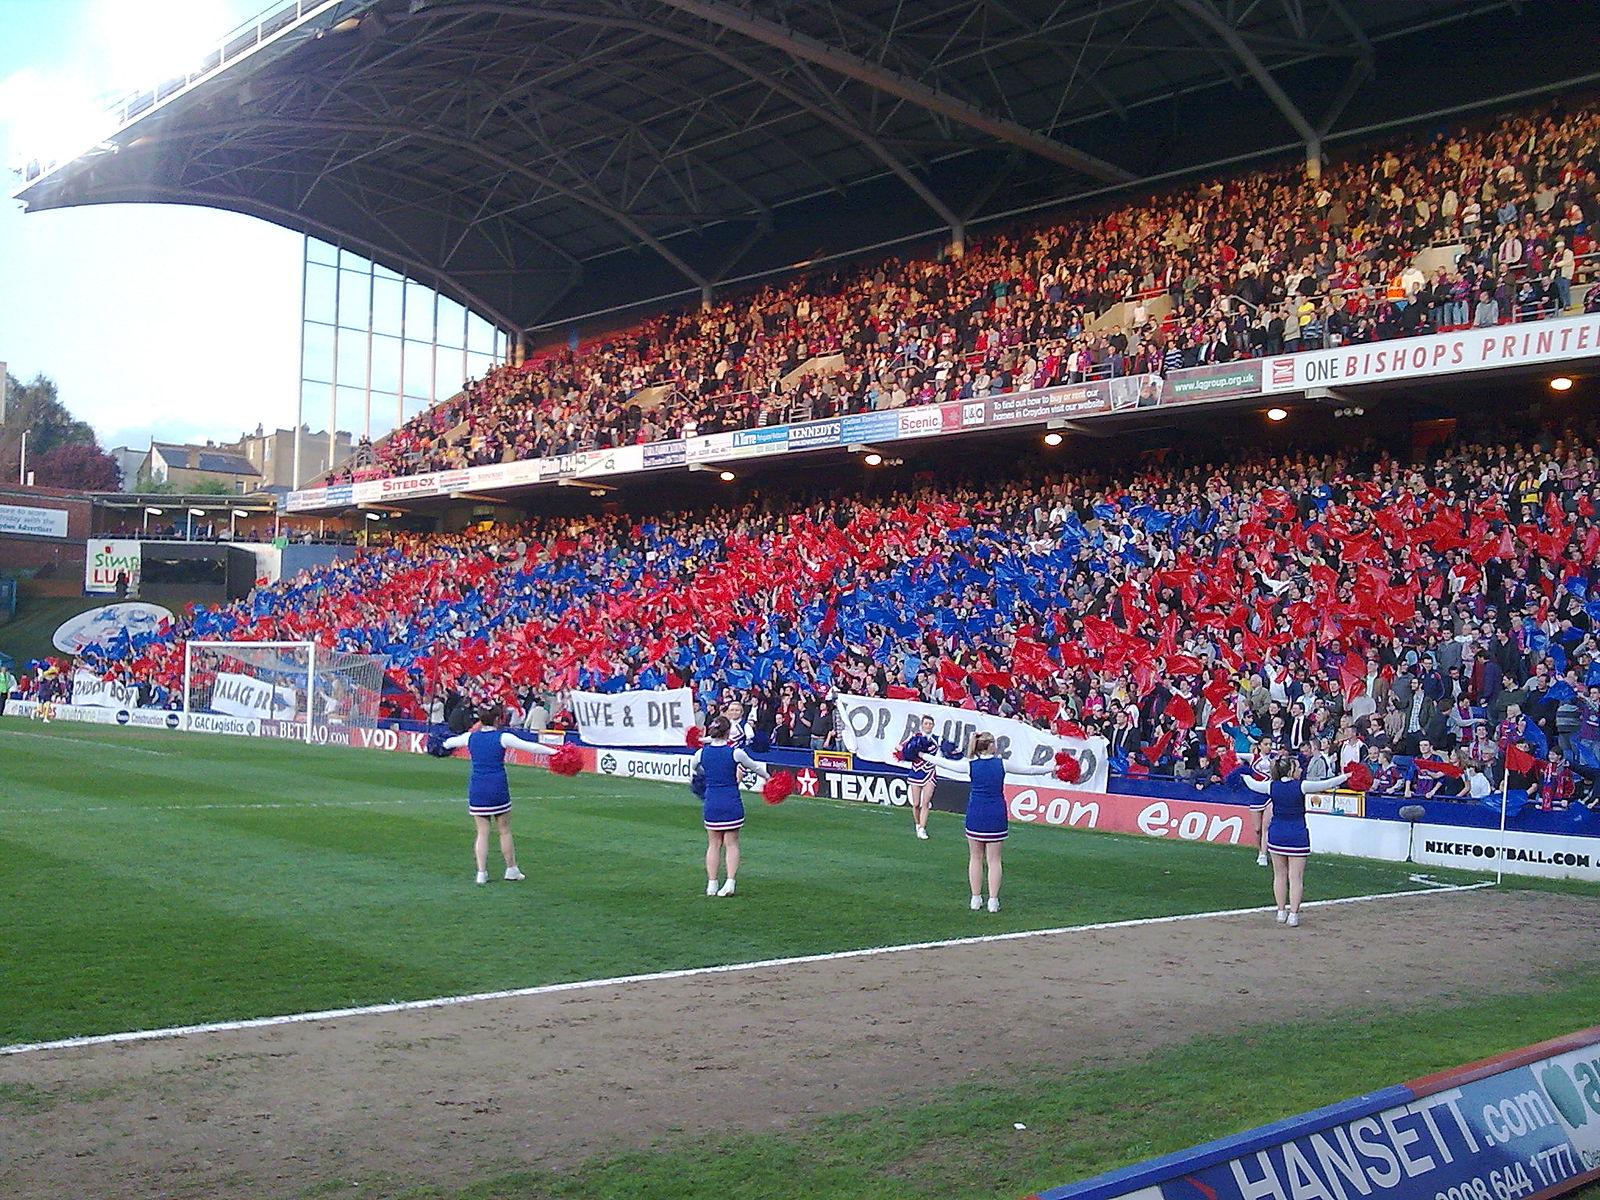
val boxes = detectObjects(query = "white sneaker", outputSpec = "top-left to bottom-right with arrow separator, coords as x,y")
504,867 -> 525,882
1275,910 -> 1288,925
475,871 -> 488,886
987,897 -> 1001,913
717,878 -> 736,897
706,880 -> 719,896
1257,852 -> 1269,866
1286,912 -> 1300,928
970,895 -> 983,910
915,826 -> 929,840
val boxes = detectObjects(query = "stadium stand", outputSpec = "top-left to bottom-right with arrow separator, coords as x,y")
340,99 -> 1600,483
29,412 -> 1600,811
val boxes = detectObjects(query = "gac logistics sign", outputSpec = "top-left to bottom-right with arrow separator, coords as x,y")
594,747 -> 696,783
1006,785 -> 1251,845
1032,1026 -> 1600,1200
1264,313 -> 1600,393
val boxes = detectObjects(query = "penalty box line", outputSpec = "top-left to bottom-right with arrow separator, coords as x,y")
0,881 -> 1495,1058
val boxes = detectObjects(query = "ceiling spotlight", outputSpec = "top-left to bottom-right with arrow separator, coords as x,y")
1266,407 -> 1288,422
364,511 -> 382,521
718,470 -> 735,482
863,452 -> 883,466
1550,376 -> 1574,392
1043,432 -> 1064,447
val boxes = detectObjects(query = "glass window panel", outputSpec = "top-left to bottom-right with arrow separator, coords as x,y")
301,321 -> 337,385
434,356 -> 465,403
467,314 -> 496,355
435,296 -> 467,349
303,263 -> 338,325
336,331 -> 368,388
371,276 -> 403,335
333,386 -> 367,440
404,282 -> 436,341
306,238 -> 339,266
372,261 -> 403,282
403,341 -> 436,403
370,335 -> 401,397
337,268 -> 372,329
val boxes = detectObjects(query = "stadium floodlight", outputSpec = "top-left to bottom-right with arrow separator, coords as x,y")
1550,376 -> 1574,392
1266,407 -> 1288,422
144,506 -> 163,515
364,511 -> 382,520
1043,432 -> 1064,447
863,453 -> 883,466
718,470 -> 736,482
231,508 -> 248,517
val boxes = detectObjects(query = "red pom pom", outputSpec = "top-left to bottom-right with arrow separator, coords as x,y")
762,770 -> 795,805
894,744 -> 910,762
1055,720 -> 1087,739
1054,756 -> 1082,784
1343,762 -> 1373,791
548,744 -> 584,776
684,726 -> 703,750
1054,748 -> 1074,766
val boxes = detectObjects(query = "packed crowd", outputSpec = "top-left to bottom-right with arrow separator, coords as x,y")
42,414 -> 1600,812
346,99 -> 1600,481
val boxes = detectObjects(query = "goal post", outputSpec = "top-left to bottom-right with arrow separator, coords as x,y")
183,641 -> 388,735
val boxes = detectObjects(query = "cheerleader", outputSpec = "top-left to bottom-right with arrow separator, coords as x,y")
896,715 -> 941,839
1242,759 -> 1350,926
442,704 -> 556,885
690,715 -> 770,896
924,732 -> 1058,911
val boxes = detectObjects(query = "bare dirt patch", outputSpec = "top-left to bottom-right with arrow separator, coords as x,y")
3,888 -> 1595,1200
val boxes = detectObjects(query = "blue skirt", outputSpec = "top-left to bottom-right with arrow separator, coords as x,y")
965,795 -> 1008,842
907,762 -> 936,786
703,790 -> 745,832
1266,817 -> 1310,857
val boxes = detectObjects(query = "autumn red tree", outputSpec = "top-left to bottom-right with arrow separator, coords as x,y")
32,442 -> 122,491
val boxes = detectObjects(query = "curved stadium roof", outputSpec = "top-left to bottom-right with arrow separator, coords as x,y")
15,0 -> 1600,336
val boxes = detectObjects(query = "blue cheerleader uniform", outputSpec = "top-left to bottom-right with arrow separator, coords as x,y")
900,733 -> 939,786
698,743 -> 745,832
1265,779 -> 1311,857
964,756 -> 1009,842
444,729 -> 553,817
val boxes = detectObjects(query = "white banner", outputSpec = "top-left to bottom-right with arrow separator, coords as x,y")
1263,312 -> 1600,393
0,503 -> 68,538
571,687 -> 695,747
71,670 -> 139,710
210,671 -> 298,720
54,602 -> 174,654
832,693 -> 1109,792
84,540 -> 142,595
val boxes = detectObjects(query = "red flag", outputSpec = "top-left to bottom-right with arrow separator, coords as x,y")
1504,744 -> 1539,775
886,685 -> 918,700
1164,694 -> 1196,727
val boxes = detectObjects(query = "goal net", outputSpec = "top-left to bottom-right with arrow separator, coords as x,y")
183,641 -> 387,733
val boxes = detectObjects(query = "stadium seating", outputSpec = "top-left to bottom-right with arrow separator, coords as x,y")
51,424 -> 1600,809
340,99 -> 1600,483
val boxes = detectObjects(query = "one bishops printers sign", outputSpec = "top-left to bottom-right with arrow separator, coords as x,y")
833,693 -> 1109,792
572,687 -> 695,748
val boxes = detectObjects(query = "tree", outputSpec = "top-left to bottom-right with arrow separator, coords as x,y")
33,442 -> 121,491
187,478 -> 236,495
2,371 -> 106,487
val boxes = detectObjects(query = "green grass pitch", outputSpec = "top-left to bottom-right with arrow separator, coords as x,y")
0,717 -> 1495,1049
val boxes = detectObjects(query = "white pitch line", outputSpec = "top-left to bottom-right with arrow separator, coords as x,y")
0,797 -> 463,816
1,729 -> 170,756
0,880 -> 1496,1057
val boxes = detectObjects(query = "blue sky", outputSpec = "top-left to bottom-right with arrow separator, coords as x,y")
0,0 -> 303,453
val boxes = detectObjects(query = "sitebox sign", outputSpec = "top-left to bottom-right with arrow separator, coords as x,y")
1031,1026 -> 1600,1200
